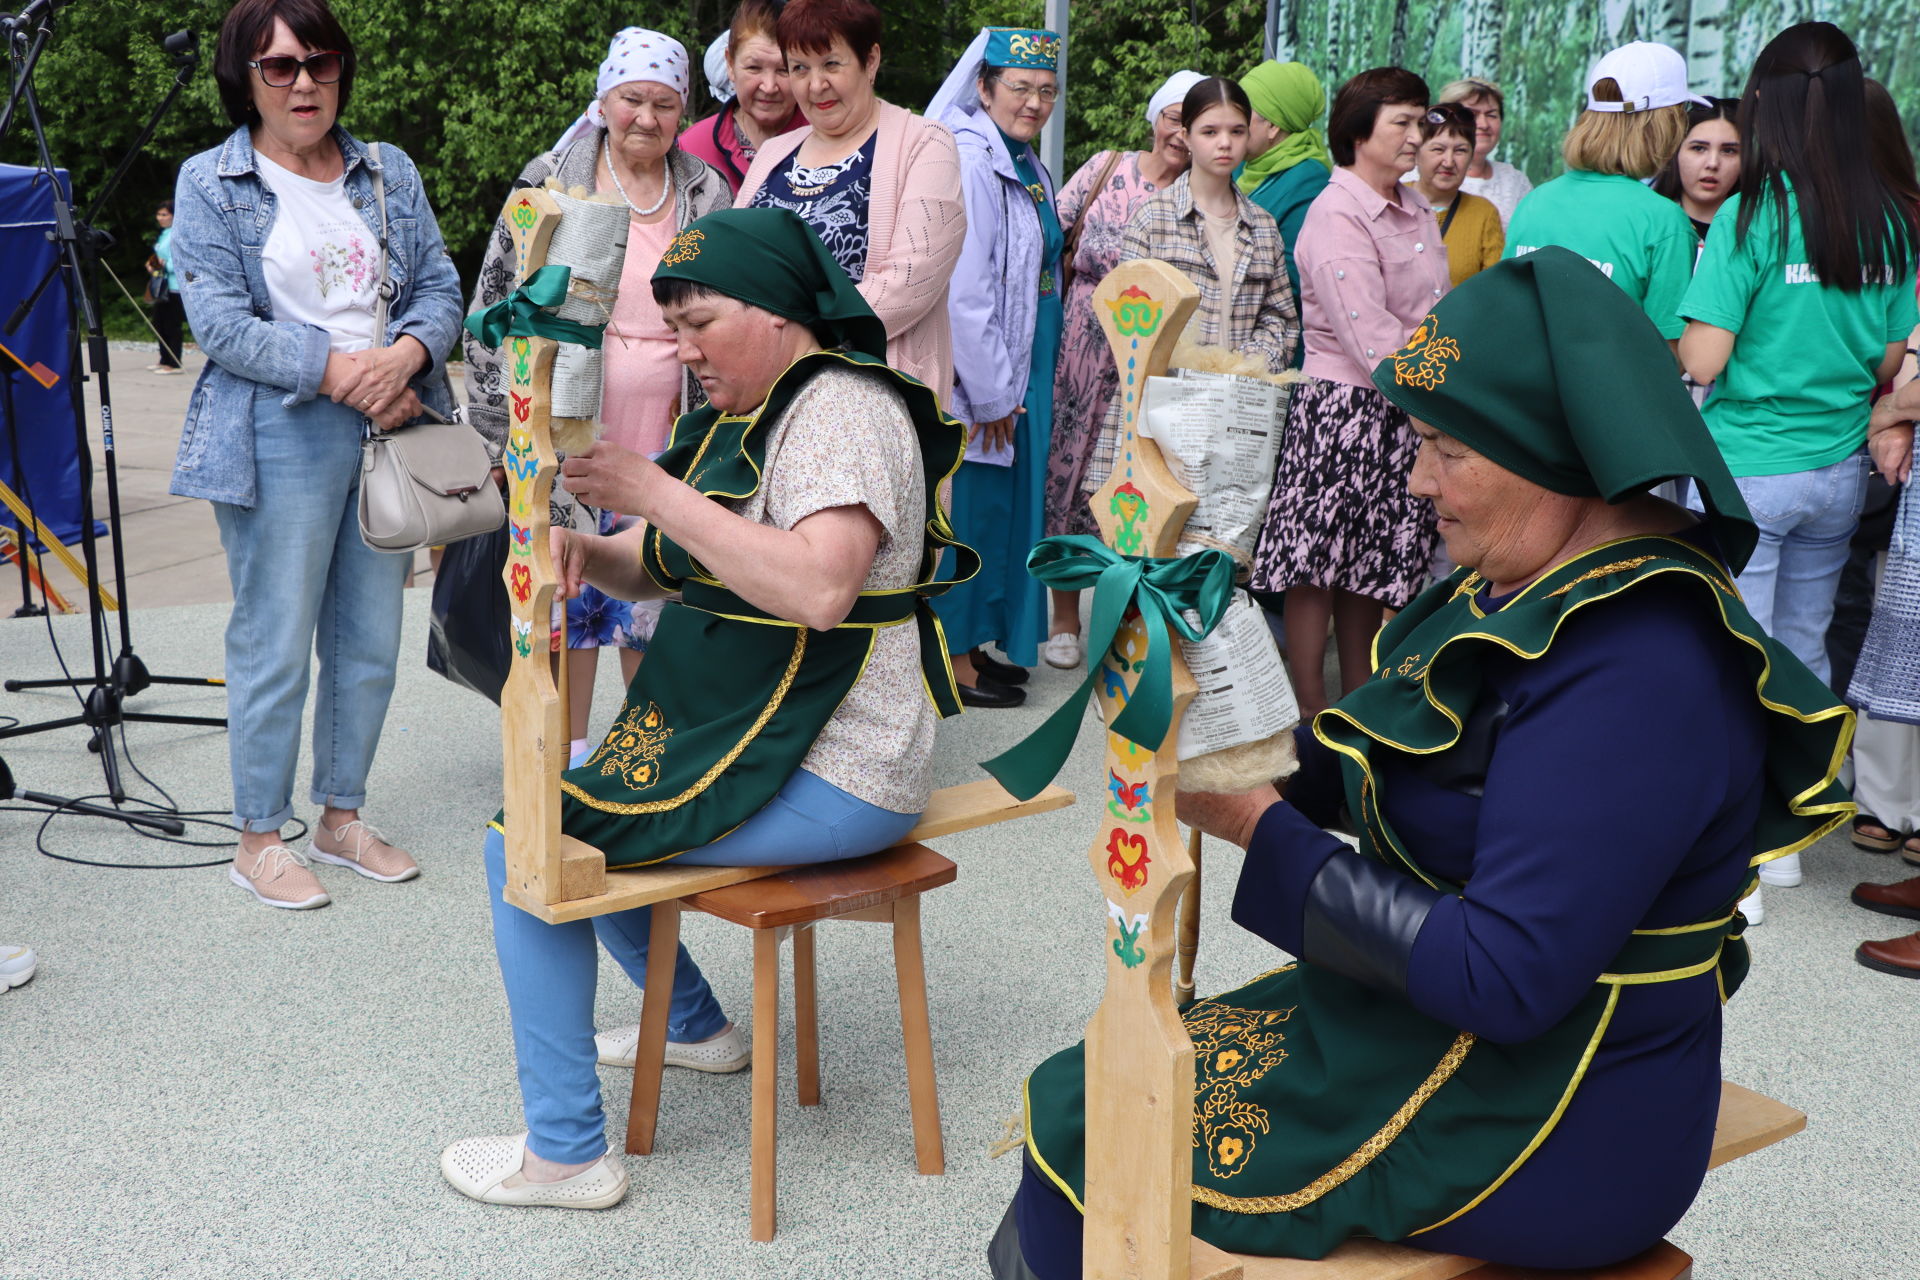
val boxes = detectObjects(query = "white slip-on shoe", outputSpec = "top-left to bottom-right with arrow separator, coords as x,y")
440,1133 -> 628,1209
1738,888 -> 1764,927
1042,631 -> 1083,670
0,943 -> 38,990
1756,852 -> 1802,888
595,1021 -> 751,1073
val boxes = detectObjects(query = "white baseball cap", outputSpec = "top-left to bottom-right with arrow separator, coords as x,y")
1584,41 -> 1712,113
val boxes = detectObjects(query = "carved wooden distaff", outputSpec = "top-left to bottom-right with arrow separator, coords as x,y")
1079,259 -> 1215,1280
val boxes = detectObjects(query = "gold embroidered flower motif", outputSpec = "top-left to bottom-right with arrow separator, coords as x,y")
588,700 -> 674,791
1391,314 -> 1461,390
1186,997 -> 1293,1180
661,228 -> 705,267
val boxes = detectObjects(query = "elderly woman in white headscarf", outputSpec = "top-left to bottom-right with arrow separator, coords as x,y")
463,27 -> 731,760
1039,68 -> 1200,669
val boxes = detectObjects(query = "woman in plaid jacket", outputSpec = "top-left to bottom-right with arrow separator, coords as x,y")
1081,78 -> 1300,501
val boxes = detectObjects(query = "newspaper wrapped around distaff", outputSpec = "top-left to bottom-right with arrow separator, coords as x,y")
540,182 -> 630,430
1146,343 -> 1302,789
1140,342 -> 1298,572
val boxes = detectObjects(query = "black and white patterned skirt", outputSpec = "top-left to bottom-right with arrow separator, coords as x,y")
1250,376 -> 1438,608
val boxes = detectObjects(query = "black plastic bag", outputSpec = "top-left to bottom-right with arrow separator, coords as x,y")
427,524 -> 512,704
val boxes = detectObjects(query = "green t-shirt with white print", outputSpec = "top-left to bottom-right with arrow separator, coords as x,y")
1681,187 -> 1918,477
1503,170 -> 1699,338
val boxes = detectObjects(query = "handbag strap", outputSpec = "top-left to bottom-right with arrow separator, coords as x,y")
369,141 -> 391,344
1062,149 -> 1124,271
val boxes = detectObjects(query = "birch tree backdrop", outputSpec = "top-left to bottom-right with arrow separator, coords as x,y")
1260,0 -> 1919,184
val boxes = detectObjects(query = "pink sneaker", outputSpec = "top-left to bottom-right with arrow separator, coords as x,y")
309,817 -> 418,883
230,843 -> 330,910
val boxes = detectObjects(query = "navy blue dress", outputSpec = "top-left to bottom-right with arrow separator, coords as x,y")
1009,561 -> 1766,1276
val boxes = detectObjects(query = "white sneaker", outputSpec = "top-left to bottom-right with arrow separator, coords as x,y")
1042,631 -> 1083,669
0,943 -> 37,990
595,1021 -> 750,1073
1738,888 -> 1764,926
440,1132 -> 628,1209
1756,853 -> 1803,888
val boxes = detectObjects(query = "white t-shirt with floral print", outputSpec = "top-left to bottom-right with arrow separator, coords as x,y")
254,152 -> 380,352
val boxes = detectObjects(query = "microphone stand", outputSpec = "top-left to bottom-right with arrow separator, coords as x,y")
0,14 -> 219,819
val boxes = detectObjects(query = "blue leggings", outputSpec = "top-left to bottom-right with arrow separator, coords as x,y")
485,769 -> 921,1164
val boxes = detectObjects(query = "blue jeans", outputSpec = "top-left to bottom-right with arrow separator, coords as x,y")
1731,453 -> 1868,687
212,390 -> 411,830
484,768 -> 922,1164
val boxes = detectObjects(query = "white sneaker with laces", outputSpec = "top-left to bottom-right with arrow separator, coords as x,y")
595,1021 -> 750,1073
1738,888 -> 1764,926
1,943 -> 37,990
1042,631 -> 1083,670
1756,852 -> 1802,887
440,1133 -> 628,1209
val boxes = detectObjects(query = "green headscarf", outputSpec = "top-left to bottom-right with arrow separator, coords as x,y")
1370,246 -> 1759,572
649,207 -> 887,360
1236,60 -> 1332,195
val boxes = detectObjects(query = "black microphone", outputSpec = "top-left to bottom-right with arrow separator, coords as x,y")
161,28 -> 197,67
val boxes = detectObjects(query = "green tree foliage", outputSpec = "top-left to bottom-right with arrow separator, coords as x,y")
7,0 -> 1916,337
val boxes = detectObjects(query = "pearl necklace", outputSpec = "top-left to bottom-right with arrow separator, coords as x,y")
605,153 -> 672,218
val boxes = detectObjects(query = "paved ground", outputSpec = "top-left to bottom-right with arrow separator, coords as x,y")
14,343 -> 438,614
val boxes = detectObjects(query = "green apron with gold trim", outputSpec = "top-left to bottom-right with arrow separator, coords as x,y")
1025,534 -> 1852,1257
556,350 -> 978,868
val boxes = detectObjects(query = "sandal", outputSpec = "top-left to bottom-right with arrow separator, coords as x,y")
1853,816 -> 1902,853
1904,836 -> 1920,869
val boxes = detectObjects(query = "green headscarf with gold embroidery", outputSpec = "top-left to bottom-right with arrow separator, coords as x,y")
651,207 -> 888,361
1370,246 -> 1759,572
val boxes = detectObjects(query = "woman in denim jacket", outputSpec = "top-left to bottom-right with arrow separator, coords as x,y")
170,0 -> 462,910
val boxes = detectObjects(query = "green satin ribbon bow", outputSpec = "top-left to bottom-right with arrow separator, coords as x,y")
462,265 -> 607,350
983,535 -> 1238,801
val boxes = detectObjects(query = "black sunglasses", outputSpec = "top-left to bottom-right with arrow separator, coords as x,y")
248,50 -> 345,88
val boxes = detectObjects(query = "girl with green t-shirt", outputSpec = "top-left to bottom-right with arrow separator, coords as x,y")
1679,21 -> 1919,896
1503,41 -> 1703,342
1679,21 -> 1917,679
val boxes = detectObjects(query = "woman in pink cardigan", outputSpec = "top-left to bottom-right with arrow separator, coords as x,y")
735,0 -> 966,397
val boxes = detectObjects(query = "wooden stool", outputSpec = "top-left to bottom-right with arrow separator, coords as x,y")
1188,1083 -> 1804,1280
624,842 -> 958,1241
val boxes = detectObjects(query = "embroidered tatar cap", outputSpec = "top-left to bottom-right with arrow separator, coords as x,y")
1369,246 -> 1759,572
984,27 -> 1061,71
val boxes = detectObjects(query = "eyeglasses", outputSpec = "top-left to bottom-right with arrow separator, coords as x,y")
994,78 -> 1059,104
248,51 -> 345,88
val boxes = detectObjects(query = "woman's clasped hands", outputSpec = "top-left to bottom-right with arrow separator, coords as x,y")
322,336 -> 428,430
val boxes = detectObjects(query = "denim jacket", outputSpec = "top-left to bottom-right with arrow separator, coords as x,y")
169,125 -> 464,507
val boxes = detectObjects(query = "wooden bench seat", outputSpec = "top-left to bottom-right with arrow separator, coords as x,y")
503,778 -> 1074,923
1187,1082 -> 1804,1280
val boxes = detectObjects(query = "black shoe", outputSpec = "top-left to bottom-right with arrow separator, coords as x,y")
958,677 -> 1025,709
970,648 -> 1030,686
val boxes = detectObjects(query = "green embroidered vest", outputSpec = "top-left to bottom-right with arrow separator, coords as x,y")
557,351 -> 977,867
1025,535 -> 1851,1256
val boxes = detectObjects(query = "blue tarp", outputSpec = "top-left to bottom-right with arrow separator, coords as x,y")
0,161 -> 85,546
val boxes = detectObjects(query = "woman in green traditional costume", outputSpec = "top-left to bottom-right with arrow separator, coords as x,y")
995,246 -> 1853,1275
442,208 -> 972,1210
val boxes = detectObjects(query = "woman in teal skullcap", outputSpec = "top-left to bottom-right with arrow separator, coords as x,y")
445,208 -> 976,1210
928,26 -> 1067,707
996,247 -> 1851,1277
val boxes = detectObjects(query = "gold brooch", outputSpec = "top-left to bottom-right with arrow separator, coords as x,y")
1391,313 -> 1461,390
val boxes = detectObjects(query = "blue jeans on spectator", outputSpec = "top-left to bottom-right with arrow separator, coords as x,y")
1730,453 -> 1868,688
212,390 -> 411,831
484,768 -> 921,1164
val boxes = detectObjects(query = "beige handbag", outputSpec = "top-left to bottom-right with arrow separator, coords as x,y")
356,142 -> 503,553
